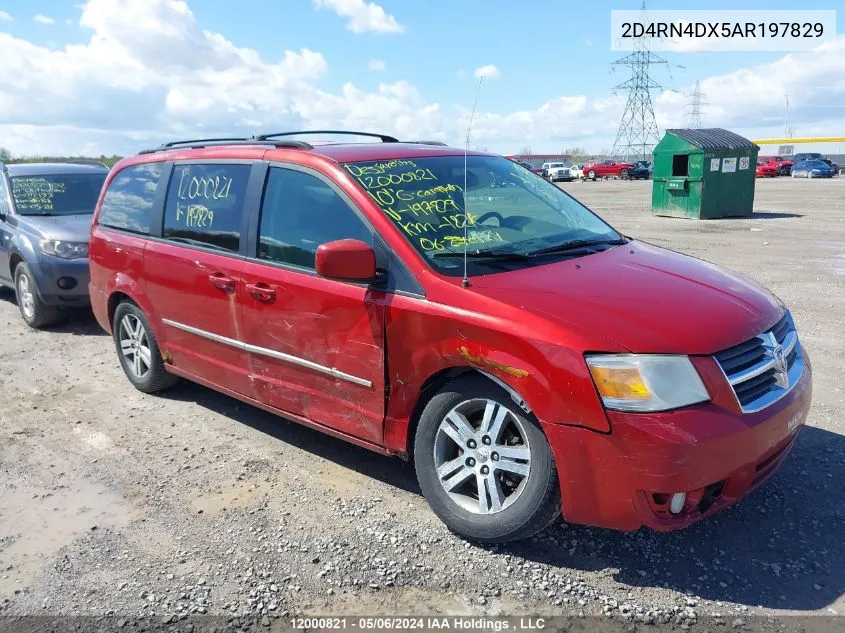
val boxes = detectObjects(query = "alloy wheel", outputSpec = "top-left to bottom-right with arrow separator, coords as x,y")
17,273 -> 35,320
433,398 -> 531,514
119,314 -> 152,379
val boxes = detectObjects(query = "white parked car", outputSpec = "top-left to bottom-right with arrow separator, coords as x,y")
542,162 -> 573,182
569,164 -> 585,180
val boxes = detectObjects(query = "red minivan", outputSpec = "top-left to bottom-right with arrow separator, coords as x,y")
89,131 -> 812,542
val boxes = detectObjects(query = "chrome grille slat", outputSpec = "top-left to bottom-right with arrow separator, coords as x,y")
714,312 -> 804,414
718,344 -> 767,374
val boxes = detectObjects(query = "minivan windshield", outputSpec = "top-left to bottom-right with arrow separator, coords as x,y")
10,173 -> 106,216
344,155 -> 623,276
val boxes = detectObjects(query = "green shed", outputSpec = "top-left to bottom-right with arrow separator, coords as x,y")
651,128 -> 759,219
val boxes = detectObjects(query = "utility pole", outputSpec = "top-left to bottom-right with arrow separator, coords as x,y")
784,94 -> 792,138
610,1 -> 668,161
687,80 -> 705,128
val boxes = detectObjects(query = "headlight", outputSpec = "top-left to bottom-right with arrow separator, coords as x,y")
39,239 -> 89,260
585,354 -> 709,412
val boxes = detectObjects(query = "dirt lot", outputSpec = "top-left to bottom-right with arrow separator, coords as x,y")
1,177 -> 843,630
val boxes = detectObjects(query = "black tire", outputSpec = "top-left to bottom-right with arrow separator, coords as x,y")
588,170 -> 596,181
112,301 -> 179,393
620,168 -> 629,179
14,262 -> 60,329
413,376 -> 561,543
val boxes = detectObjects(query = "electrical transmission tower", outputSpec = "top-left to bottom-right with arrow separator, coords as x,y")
610,2 -> 668,161
686,80 -> 705,128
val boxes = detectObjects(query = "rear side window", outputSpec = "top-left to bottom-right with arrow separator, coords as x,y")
0,177 -> 6,216
99,163 -> 163,234
163,163 -> 251,253
258,167 -> 372,269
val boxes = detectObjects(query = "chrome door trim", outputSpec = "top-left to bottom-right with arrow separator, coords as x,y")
162,318 -> 373,388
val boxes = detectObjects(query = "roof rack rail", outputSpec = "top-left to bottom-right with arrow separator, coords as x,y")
254,130 -> 399,143
138,137 -> 312,155
405,140 -> 448,146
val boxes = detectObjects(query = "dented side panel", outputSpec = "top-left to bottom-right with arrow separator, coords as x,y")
380,286 -> 620,454
239,259 -> 387,444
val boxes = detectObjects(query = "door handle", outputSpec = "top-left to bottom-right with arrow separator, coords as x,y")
208,272 -> 236,293
245,282 -> 276,303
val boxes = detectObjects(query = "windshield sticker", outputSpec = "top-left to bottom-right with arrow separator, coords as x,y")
11,177 -> 66,212
344,161 -> 504,252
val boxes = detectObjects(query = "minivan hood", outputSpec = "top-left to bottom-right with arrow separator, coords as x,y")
17,214 -> 93,242
467,241 -> 783,355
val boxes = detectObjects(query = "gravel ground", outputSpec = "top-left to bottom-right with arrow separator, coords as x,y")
0,177 -> 843,631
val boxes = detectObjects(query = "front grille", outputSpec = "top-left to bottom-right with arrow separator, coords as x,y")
714,312 -> 804,413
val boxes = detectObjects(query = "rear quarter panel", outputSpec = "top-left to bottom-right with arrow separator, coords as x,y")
88,225 -> 150,333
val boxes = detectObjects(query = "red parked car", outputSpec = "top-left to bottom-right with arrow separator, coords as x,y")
758,155 -> 793,176
582,159 -> 636,180
89,131 -> 812,542
756,160 -> 778,178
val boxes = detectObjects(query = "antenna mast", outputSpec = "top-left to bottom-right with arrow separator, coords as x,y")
610,1 -> 668,161
462,76 -> 483,289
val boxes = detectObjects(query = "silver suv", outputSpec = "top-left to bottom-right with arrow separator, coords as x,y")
0,161 -> 108,327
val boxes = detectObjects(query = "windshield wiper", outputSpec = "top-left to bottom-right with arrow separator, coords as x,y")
432,249 -> 532,260
526,238 -> 626,257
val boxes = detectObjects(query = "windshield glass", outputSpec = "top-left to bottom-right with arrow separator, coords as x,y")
10,173 -> 106,216
343,154 -> 622,276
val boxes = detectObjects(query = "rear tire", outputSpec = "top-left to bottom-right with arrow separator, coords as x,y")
588,170 -> 596,181
620,169 -> 629,179
413,376 -> 561,543
14,263 -> 60,329
112,301 -> 179,393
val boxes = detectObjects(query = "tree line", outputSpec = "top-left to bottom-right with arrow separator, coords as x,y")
0,146 -> 123,167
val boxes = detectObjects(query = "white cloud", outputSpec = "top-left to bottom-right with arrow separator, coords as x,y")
656,37 -> 845,138
34,14 -> 56,25
0,1 -> 842,158
474,64 -> 500,80
313,0 -> 403,34
368,58 -> 386,71
0,11 -> 13,21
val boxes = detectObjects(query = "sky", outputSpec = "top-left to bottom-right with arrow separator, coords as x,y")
0,0 -> 843,157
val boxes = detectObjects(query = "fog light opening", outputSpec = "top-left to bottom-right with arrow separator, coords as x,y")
57,276 -> 77,290
669,492 -> 686,515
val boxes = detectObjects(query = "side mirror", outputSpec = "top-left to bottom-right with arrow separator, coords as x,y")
315,239 -> 378,282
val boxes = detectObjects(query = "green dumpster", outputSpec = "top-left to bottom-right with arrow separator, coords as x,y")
651,128 -> 759,219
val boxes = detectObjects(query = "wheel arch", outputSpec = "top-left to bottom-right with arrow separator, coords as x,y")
9,250 -> 24,275
403,365 -> 536,460
107,290 -> 135,326
101,272 -> 157,335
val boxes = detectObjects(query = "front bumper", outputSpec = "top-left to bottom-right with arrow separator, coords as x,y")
31,256 -> 91,306
544,352 -> 813,531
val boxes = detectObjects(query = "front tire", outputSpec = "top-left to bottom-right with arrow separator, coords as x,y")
113,301 -> 179,393
413,376 -> 560,543
14,263 -> 59,329
588,170 -> 596,181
